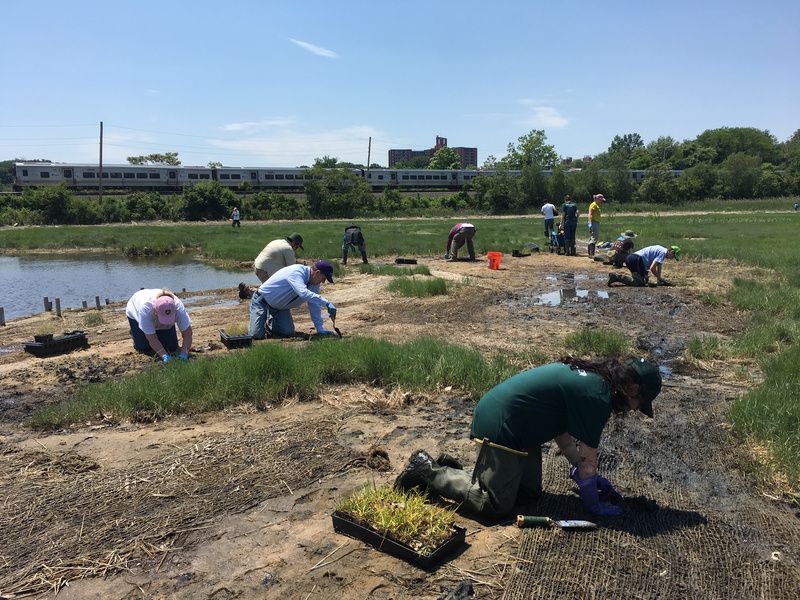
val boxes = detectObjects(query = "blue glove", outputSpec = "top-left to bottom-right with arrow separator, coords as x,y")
570,465 -> 623,503
161,354 -> 172,363
326,302 -> 336,319
576,475 -> 624,517
177,352 -> 189,361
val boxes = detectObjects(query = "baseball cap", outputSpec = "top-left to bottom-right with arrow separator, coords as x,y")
287,233 -> 304,249
621,230 -> 638,238
154,296 -> 177,326
314,259 -> 334,283
625,358 -> 661,417
595,194 -> 605,201
670,245 -> 681,260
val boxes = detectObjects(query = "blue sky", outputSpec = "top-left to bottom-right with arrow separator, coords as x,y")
1,0 -> 798,168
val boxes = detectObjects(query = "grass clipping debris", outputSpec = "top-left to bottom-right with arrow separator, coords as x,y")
336,485 -> 457,556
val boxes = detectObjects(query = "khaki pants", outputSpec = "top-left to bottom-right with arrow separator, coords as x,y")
428,439 -> 541,518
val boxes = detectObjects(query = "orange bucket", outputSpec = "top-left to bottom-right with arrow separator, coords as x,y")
487,251 -> 502,270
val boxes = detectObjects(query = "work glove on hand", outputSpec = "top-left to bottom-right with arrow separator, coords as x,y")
576,475 -> 624,517
569,466 -> 623,503
161,354 -> 172,363
443,253 -> 450,260
325,302 -> 337,319
177,352 -> 189,361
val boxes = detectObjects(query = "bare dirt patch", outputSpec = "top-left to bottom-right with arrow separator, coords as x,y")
1,251 -> 798,599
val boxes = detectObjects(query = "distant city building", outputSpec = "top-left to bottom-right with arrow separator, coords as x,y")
388,136 -> 478,168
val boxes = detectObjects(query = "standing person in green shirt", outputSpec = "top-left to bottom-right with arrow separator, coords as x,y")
395,357 -> 662,519
587,193 -> 605,258
560,195 -> 580,256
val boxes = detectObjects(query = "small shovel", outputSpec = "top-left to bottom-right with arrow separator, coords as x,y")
330,313 -> 342,338
516,515 -> 597,530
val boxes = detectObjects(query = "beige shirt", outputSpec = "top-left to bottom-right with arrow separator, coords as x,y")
254,239 -> 296,277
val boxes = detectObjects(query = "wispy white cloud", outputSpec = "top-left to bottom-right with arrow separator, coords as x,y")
208,125 -> 382,166
146,89 -> 160,96
221,119 -> 294,132
289,38 -> 339,58
521,105 -> 569,129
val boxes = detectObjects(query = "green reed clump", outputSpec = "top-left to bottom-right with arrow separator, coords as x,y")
336,484 -> 456,556
28,337 -> 517,429
358,264 -> 431,276
83,312 -> 104,327
387,277 -> 449,297
685,335 -> 728,360
564,328 -> 628,357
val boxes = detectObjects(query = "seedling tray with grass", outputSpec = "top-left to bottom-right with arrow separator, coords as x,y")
24,331 -> 89,358
332,511 -> 465,569
219,329 -> 253,350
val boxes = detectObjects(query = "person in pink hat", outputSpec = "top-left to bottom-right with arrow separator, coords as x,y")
125,289 -> 193,362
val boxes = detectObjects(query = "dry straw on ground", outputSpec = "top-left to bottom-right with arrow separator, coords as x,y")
0,418 -> 354,598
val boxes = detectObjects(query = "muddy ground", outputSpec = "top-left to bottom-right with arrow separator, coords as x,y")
1,247 -> 798,599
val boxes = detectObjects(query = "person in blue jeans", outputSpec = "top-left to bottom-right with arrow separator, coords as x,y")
125,289 -> 192,362
249,260 -> 337,338
560,195 -> 580,256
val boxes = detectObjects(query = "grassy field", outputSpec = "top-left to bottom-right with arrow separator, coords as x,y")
7,208 -> 800,487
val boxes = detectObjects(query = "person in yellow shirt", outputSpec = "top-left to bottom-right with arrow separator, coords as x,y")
587,194 -> 605,258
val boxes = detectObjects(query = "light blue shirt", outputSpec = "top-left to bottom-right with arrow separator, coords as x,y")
257,264 -> 330,331
635,245 -> 668,270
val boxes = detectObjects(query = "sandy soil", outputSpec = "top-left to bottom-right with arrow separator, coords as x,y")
1,247 -> 798,599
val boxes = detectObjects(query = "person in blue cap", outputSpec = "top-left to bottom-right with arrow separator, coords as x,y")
395,356 -> 662,519
248,259 -> 337,338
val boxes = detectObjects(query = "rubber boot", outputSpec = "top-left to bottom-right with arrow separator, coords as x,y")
436,453 -> 464,470
360,250 -> 369,264
427,466 -> 500,516
608,273 -> 622,286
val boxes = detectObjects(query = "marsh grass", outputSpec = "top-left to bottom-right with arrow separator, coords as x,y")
28,337 -> 518,429
222,323 -> 249,337
358,264 -> 431,276
387,277 -> 449,297
685,335 -> 728,360
336,484 -> 457,556
83,312 -> 104,327
564,328 -> 628,356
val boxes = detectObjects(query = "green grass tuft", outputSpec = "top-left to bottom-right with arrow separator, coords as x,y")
358,264 -> 431,276
387,277 -> 449,297
685,335 -> 728,360
564,328 -> 628,356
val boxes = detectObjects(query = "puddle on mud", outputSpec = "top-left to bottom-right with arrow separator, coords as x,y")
659,364 -> 673,379
0,345 -> 18,356
181,294 -> 239,308
536,289 -> 610,306
544,272 -> 590,283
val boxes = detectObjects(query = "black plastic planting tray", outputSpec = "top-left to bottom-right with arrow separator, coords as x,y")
219,329 -> 253,350
23,331 -> 89,358
331,511 -> 465,569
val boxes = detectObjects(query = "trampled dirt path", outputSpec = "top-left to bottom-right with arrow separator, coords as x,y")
1,249 -> 798,599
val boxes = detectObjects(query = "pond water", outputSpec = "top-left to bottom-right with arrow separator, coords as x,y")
0,254 -> 249,320
535,289 -> 610,306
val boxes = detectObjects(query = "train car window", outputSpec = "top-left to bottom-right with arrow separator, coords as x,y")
111,173 -> 122,178
451,173 -> 458,180
200,174 -> 210,179
83,172 -> 96,178
410,175 -> 417,180
63,169 -> 72,177
220,174 -> 230,180
136,173 -> 148,179
22,169 -> 28,176
275,174 -> 285,180
40,171 -> 50,178
102,173 -> 110,178
264,174 -> 275,179
149,173 -> 160,179
231,174 -> 241,180
285,174 -> 294,180
124,173 -> 135,179
168,171 -> 176,178
391,173 -> 397,179
188,173 -> 198,180
250,171 -> 257,179
378,175 -> 384,180
425,175 -> 432,180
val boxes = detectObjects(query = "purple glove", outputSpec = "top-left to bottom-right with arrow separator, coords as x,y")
576,475 -> 624,517
569,466 -> 623,503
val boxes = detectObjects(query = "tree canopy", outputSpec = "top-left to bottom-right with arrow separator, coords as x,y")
502,130 -> 558,169
127,152 -> 181,166
428,146 -> 461,169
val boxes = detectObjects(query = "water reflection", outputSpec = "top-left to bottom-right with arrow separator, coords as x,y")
0,254 -> 248,320
536,289 -> 610,306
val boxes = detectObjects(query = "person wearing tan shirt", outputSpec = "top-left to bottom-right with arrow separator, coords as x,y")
253,233 -> 304,283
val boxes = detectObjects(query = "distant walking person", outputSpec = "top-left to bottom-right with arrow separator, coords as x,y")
587,194 -> 605,258
341,225 -> 368,265
561,195 -> 579,256
541,201 -> 559,238
445,223 -> 477,261
125,288 -> 192,362
231,207 -> 241,228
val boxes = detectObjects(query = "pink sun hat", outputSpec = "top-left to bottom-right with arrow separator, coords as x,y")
154,295 -> 177,326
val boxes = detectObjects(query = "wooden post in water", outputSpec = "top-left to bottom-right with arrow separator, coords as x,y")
95,296 -> 101,310
0,307 -> 5,326
105,298 -> 110,305
44,297 -> 50,312
82,300 -> 88,309
55,298 -> 62,317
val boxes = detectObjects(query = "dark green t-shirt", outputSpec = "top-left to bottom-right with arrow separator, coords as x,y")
561,202 -> 578,222
471,363 -> 611,450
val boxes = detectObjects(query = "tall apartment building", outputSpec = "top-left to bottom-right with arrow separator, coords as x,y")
388,136 -> 478,169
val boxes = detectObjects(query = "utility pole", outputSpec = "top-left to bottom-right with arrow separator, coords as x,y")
366,137 -> 371,173
98,121 -> 104,201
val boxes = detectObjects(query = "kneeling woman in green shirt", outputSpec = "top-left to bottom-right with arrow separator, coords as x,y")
395,356 -> 662,518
